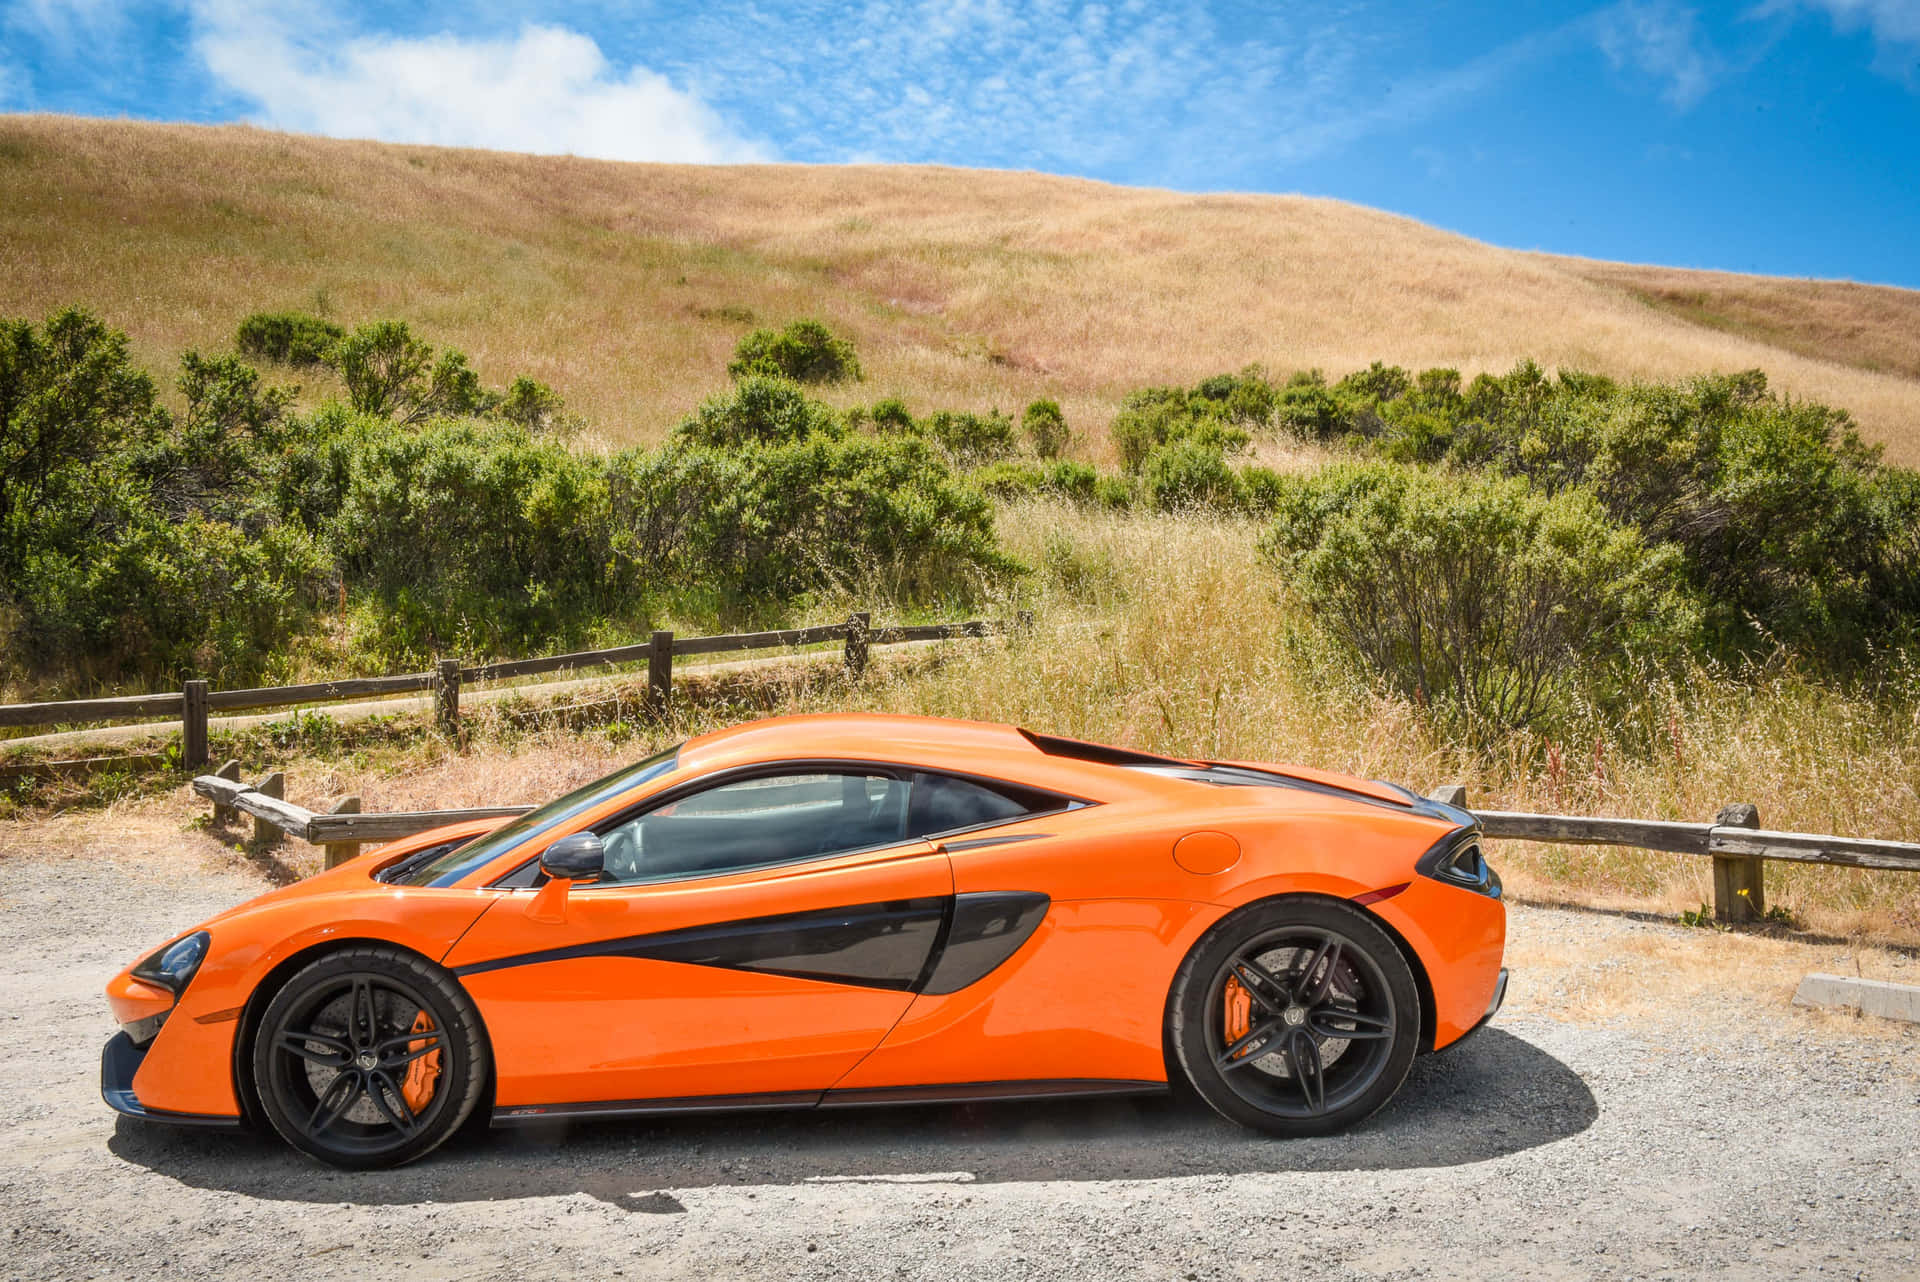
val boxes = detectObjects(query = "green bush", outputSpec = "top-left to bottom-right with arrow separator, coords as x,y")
1094,474 -> 1136,510
1023,399 -> 1070,458
728,319 -> 863,384
675,375 -> 844,449
326,319 -> 496,425
613,435 -> 1014,603
925,409 -> 1018,468
853,397 -> 918,435
1263,462 -> 1696,728
328,420 -> 616,657
1192,365 -> 1277,429
1239,465 -> 1285,514
235,311 -> 344,367
1143,441 -> 1246,512
1110,387 -> 1250,473
971,458 -> 1100,505
497,376 -> 573,435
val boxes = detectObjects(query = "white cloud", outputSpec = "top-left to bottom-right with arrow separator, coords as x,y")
4,0 -> 127,49
188,3 -> 772,163
1785,0 -> 1920,45
1595,1 -> 1719,108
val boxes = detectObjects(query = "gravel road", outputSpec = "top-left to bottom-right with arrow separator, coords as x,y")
3,854 -> 1917,1282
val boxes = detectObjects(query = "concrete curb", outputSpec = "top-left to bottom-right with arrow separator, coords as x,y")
1791,973 -> 1920,1024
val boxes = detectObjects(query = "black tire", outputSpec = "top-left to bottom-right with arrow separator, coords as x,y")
1167,896 -> 1420,1137
251,945 -> 489,1169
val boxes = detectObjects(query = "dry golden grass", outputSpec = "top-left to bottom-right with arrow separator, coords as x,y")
1567,259 -> 1920,383
6,115 -> 1920,461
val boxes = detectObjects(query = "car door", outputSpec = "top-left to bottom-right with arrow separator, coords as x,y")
444,768 -> 954,1113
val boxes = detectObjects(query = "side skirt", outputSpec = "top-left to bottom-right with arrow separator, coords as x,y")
488,1079 -> 1167,1126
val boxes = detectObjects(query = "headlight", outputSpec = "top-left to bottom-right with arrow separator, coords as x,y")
131,930 -> 211,996
1416,831 -> 1502,899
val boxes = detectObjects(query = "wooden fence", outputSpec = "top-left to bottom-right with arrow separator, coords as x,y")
2,612 -> 1018,771
184,767 -> 1920,924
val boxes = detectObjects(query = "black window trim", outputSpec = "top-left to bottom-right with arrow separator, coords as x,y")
487,758 -> 1092,890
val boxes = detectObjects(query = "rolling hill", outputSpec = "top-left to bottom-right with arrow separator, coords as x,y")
4,113 -> 1918,461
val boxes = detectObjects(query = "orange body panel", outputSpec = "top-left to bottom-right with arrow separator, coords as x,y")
445,842 -> 951,1104
834,899 -> 1219,1088
105,974 -> 173,1028
103,713 -> 1507,1126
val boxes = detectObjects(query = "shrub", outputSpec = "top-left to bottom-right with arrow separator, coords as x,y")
235,311 -> 344,367
728,319 -> 863,384
1192,365 -> 1277,429
0,309 -> 169,585
1263,462 -> 1697,728
613,435 -> 1013,603
138,351 -> 293,523
857,397 -> 918,435
328,420 -> 616,657
1023,399 -> 1070,458
1143,441 -> 1246,513
675,375 -> 844,449
1239,465 -> 1285,514
971,458 -> 1100,505
1094,475 -> 1135,509
326,319 -> 496,425
1042,459 -> 1100,505
1110,387 -> 1250,473
971,461 -> 1042,500
1273,371 -> 1354,440
496,376 -> 572,435
925,409 -> 1018,468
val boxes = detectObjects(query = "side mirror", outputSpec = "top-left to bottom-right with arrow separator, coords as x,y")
539,831 -> 605,883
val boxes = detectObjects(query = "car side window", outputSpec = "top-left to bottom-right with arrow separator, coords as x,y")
596,771 -> 909,885
903,771 -> 1059,840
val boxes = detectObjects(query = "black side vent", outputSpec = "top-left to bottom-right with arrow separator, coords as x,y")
1018,729 -> 1191,768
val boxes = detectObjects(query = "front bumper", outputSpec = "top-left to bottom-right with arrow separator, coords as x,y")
1434,967 -> 1509,1055
101,1032 -> 244,1129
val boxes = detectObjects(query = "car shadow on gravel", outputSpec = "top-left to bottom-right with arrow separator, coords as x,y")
108,1026 -> 1594,1209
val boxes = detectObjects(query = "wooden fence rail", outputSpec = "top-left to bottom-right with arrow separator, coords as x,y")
188,767 -> 1920,910
3,611 -> 1021,768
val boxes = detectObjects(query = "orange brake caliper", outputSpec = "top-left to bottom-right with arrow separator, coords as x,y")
401,1011 -> 442,1113
1223,975 -> 1252,1052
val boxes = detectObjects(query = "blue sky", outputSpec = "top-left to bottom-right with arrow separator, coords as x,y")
5,1 -> 1920,285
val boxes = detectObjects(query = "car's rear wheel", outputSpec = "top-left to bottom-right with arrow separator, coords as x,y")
1168,897 -> 1420,1137
251,945 -> 488,1169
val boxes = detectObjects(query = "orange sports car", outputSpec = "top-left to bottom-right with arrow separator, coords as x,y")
104,714 -> 1507,1169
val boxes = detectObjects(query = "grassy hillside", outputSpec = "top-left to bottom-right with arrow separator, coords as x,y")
4,114 -> 1919,461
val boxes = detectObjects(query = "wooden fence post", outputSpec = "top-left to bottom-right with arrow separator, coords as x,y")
211,758 -> 241,827
844,612 -> 871,678
435,658 -> 461,731
1428,784 -> 1469,809
324,795 -> 362,868
181,679 -> 209,770
253,772 -> 286,847
647,631 -> 673,718
1713,803 -> 1765,923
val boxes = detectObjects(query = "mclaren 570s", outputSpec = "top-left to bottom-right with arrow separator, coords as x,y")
104,713 -> 1507,1168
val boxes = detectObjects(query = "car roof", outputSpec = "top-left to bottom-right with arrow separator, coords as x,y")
680,712 -> 1035,773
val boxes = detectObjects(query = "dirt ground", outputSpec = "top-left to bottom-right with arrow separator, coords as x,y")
2,832 -> 1917,1282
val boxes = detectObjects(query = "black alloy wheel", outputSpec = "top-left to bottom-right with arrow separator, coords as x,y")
252,945 -> 489,1169
1168,897 -> 1421,1137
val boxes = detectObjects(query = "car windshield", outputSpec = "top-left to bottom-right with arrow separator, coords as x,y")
392,745 -> 683,888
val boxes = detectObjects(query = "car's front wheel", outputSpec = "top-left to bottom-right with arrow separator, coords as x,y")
1168,897 -> 1420,1137
251,945 -> 489,1169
